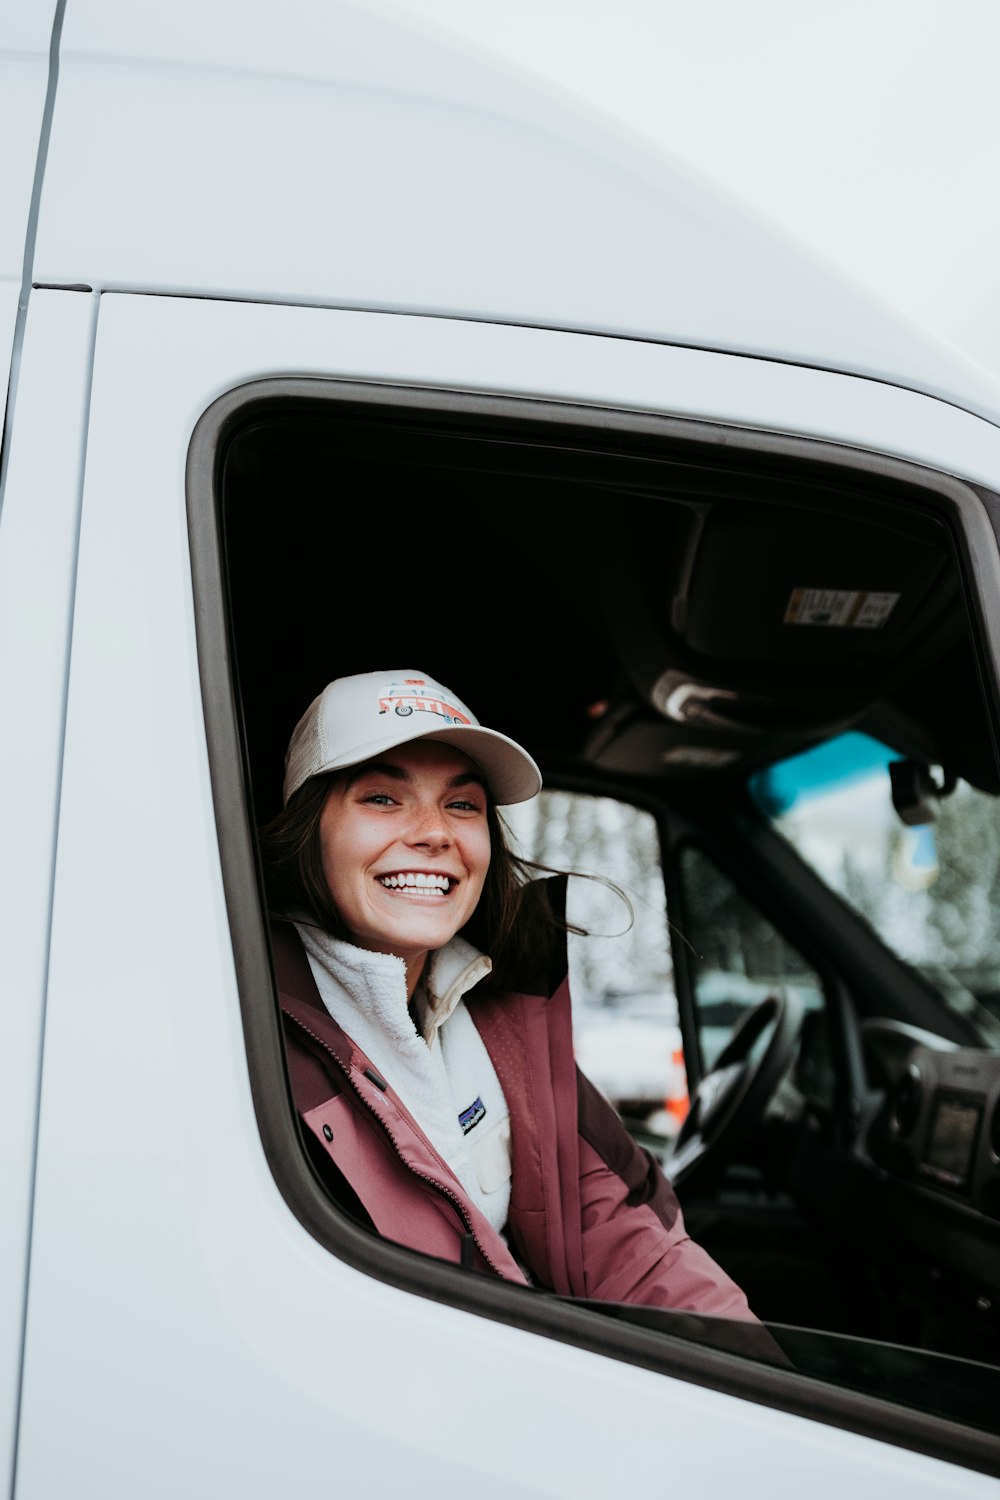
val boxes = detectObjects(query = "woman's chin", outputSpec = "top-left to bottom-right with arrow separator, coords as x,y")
361,903 -> 466,957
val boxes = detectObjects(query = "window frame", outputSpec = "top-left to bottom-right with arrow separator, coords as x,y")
185,374 -> 1000,1477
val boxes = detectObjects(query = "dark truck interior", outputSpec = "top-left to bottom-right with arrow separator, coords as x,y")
205,382 -> 1000,1441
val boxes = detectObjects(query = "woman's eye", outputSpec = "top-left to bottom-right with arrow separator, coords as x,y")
362,791 -> 397,807
449,798 -> 484,813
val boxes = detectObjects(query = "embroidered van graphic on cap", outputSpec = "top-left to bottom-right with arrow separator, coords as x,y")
378,679 -> 473,726
458,1097 -> 487,1134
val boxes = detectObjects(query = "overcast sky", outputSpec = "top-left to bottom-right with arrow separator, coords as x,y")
387,0 -> 1000,381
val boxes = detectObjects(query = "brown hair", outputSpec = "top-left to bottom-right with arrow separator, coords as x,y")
257,772 -> 577,993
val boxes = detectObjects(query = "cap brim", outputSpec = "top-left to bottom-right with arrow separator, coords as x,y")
416,725 -> 542,806
306,721 -> 541,807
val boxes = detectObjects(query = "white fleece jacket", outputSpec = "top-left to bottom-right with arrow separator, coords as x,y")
295,924 -> 513,1233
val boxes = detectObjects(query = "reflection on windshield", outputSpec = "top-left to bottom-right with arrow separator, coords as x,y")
750,733 -> 1000,1048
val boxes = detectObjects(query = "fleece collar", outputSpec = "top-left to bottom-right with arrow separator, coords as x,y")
419,939 -> 492,1046
294,925 -> 490,1051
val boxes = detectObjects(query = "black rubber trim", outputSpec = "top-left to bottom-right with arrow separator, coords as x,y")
185,373 -> 1000,1478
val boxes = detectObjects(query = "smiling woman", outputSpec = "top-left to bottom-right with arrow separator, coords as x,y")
256,667 -> 756,1313
315,742 -> 494,971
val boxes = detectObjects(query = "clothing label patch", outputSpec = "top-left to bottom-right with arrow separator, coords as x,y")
784,588 -> 900,629
458,1096 -> 487,1134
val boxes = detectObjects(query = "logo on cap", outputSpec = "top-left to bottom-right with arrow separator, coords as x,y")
377,679 -> 472,725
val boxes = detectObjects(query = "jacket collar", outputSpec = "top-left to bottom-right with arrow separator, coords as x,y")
294,923 -> 491,1049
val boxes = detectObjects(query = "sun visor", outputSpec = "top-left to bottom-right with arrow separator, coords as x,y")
677,504 -> 954,667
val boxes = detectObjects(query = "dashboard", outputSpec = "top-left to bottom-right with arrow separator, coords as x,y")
858,1021 -> 1000,1347
871,1036 -> 1000,1214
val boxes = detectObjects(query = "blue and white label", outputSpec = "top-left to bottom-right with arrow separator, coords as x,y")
458,1096 -> 486,1135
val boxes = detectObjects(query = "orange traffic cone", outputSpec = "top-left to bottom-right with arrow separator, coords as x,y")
663,1047 -> 689,1126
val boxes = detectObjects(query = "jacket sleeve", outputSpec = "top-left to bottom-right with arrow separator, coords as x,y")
575,1068 -> 758,1321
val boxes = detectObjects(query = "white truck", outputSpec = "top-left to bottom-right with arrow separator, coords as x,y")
3,3 -> 1000,1496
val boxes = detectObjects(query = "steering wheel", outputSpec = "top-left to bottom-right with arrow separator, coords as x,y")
664,991 -> 803,1193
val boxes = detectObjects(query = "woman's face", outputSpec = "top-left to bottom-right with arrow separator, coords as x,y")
318,740 -> 492,975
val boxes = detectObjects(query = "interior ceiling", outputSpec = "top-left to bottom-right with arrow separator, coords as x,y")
219,398 -> 1000,825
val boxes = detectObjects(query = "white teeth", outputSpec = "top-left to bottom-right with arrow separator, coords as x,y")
379,873 -> 451,892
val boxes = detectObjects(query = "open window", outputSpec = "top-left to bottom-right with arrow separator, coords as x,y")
187,378 -> 1000,1474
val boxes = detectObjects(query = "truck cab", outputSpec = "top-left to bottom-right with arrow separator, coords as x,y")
3,3 -> 1000,1494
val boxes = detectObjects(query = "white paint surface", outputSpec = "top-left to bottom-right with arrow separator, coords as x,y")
29,0 -> 1000,423
381,1 -> 1000,379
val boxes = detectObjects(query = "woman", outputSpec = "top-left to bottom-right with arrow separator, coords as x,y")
260,668 -> 755,1317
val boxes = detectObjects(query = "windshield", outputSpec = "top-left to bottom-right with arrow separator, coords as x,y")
750,732 -> 1000,1050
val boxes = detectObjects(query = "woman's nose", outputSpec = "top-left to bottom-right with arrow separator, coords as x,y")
406,806 -> 449,846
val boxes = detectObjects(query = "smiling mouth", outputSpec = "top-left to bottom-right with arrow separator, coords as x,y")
377,872 -> 455,895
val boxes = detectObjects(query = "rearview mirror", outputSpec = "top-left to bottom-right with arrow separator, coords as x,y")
889,758 -> 957,826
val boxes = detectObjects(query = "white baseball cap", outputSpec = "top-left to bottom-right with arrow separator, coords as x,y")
282,669 -> 542,807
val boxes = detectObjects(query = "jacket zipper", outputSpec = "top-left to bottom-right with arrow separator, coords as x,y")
283,1009 -> 509,1279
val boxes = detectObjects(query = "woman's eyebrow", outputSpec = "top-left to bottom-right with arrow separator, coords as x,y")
344,760 -> 486,792
449,770 -> 487,792
344,760 -> 408,786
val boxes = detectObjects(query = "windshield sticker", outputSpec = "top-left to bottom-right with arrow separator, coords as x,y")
784,588 -> 900,629
661,746 -> 740,767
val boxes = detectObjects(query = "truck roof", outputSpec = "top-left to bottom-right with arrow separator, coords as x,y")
7,0 -> 1000,423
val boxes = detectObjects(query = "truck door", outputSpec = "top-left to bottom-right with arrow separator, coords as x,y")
13,287 -> 1000,1496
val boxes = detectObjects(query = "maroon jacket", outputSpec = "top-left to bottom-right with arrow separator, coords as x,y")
271,886 -> 755,1318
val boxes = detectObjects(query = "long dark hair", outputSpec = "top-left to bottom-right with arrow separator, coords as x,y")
257,771 -> 588,993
